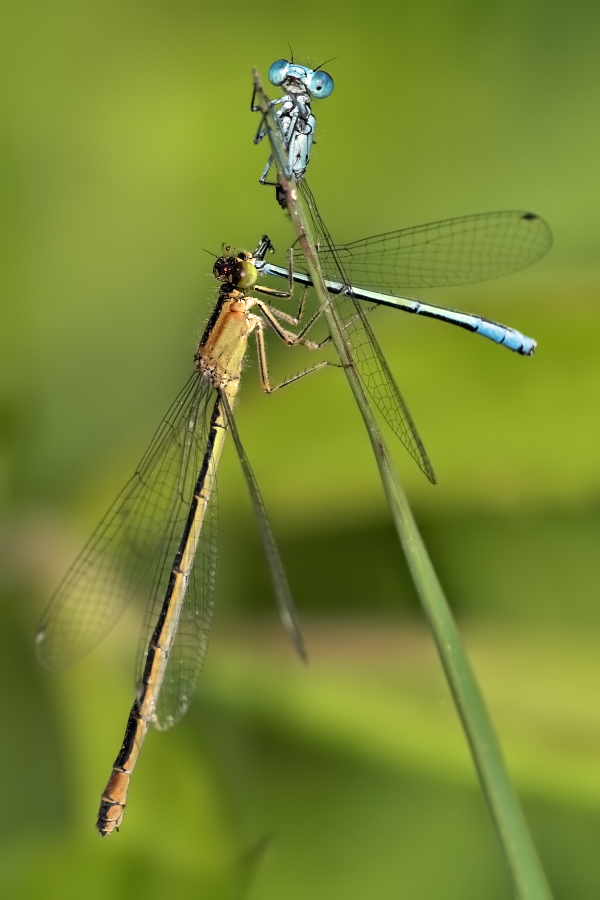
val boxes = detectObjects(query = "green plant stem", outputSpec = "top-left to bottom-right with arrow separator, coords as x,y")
251,69 -> 554,900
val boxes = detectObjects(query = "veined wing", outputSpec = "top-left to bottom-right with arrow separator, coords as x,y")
305,210 -> 552,292
146,478 -> 217,731
36,373 -> 214,671
299,181 -> 436,484
137,393 -> 220,731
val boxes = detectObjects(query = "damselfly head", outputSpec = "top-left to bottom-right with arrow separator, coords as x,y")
213,253 -> 258,291
268,59 -> 334,99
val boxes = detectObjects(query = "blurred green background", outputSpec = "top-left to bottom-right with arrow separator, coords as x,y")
2,0 -> 600,897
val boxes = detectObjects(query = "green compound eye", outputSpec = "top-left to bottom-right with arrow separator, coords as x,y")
235,259 -> 258,290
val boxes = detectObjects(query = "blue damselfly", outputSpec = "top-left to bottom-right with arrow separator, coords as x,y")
252,58 -> 334,185
251,74 -> 552,482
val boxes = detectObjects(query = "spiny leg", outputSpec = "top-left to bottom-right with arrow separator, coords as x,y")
296,302 -> 380,351
259,157 -> 274,185
265,363 -> 332,394
251,89 -> 281,141
255,247 -> 310,321
262,283 -> 311,326
257,285 -> 331,348
252,318 -> 331,395
253,299 -> 325,350
279,297 -> 381,351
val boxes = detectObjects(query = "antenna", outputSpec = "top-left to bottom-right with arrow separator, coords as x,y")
314,56 -> 337,72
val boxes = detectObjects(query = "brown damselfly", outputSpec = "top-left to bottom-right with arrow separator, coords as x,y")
36,236 -> 328,835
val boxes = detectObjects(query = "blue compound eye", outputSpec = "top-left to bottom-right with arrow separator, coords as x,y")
308,70 -> 334,98
268,60 -> 289,87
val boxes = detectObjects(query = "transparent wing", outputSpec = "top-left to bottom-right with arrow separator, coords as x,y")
220,389 -> 307,662
36,373 -> 213,669
306,209 -> 552,291
151,479 -> 217,730
300,181 -> 436,484
137,394 -> 220,731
